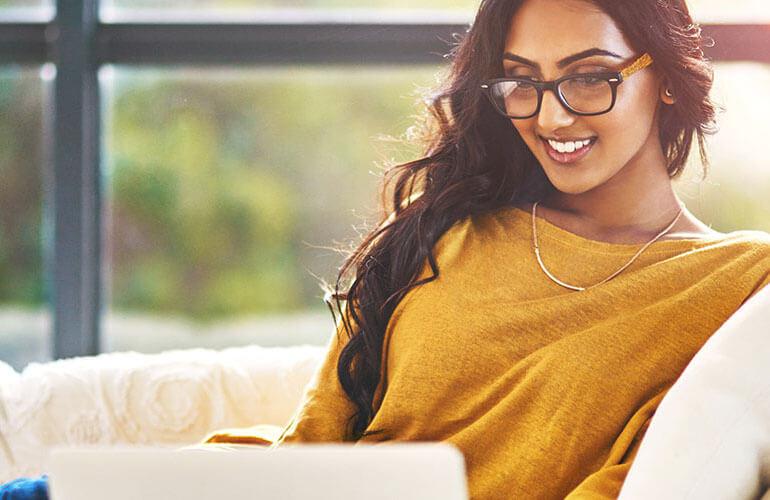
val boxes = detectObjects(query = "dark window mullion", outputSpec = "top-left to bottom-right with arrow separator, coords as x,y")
1,20 -> 769,66
701,24 -> 770,63
0,22 -> 47,63
96,22 -> 466,65
92,22 -> 770,66
51,0 -> 100,359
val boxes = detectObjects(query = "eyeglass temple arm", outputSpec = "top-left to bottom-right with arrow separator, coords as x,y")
620,53 -> 654,79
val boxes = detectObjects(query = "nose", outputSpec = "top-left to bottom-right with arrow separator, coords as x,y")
537,89 -> 576,131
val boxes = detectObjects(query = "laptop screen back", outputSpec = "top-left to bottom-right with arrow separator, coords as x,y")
49,443 -> 469,500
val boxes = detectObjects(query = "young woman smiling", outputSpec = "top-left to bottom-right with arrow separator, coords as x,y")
2,0 -> 769,499
269,0 -> 770,498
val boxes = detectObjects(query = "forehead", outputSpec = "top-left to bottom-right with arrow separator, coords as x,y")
504,0 -> 633,64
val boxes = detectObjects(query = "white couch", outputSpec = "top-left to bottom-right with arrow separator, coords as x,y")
0,344 -> 325,482
2,285 -> 769,498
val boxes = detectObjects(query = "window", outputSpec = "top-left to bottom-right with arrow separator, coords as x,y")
0,2 -> 768,368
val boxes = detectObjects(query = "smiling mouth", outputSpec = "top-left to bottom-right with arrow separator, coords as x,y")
540,136 -> 597,164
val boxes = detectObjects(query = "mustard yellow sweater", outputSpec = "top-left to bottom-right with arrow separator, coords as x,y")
259,206 -> 770,499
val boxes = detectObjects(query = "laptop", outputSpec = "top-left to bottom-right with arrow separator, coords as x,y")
48,442 -> 469,500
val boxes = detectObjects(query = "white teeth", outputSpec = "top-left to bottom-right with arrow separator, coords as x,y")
547,138 -> 593,154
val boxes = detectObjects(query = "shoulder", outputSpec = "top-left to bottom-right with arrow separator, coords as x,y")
709,229 -> 770,252
712,230 -> 770,299
687,230 -> 770,280
410,207 -> 521,282
663,208 -> 720,240
435,206 -> 522,248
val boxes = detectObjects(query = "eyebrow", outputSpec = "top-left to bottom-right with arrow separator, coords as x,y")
502,48 -> 624,70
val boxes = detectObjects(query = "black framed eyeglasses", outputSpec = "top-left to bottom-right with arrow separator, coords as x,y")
480,53 -> 653,119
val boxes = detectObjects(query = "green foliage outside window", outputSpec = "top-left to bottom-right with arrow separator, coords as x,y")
0,69 -> 44,307
103,67 -> 432,321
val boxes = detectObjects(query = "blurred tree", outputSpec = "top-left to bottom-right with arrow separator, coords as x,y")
103,67 -> 431,321
0,68 -> 44,306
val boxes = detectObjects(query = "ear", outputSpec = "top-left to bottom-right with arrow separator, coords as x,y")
660,81 -> 676,105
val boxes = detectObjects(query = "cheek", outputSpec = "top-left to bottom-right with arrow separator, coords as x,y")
510,118 -> 539,144
607,81 -> 660,139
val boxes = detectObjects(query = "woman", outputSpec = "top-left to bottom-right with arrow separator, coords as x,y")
3,0 -> 769,498
270,0 -> 770,498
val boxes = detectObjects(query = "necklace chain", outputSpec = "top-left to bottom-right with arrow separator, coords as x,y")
531,201 -> 684,292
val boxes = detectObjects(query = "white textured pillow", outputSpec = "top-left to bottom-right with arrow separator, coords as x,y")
619,285 -> 770,500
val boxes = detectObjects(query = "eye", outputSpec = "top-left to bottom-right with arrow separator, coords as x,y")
511,80 -> 538,94
515,75 -> 537,82
570,75 -> 605,87
504,69 -> 538,81
498,80 -> 537,96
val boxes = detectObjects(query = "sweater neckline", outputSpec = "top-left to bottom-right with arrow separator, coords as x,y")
507,205 -> 728,254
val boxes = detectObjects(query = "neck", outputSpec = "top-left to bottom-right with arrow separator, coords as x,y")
541,149 -> 682,237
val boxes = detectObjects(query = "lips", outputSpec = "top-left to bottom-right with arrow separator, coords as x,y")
540,136 -> 597,164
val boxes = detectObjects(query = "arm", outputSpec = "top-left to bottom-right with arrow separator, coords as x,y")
617,283 -> 770,500
272,303 -> 360,445
564,389 -> 668,500
190,301 -> 360,450
569,264 -> 770,499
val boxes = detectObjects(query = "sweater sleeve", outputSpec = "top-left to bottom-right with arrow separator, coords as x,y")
747,260 -> 770,302
191,300 -> 363,449
271,302 -> 360,446
563,388 -> 669,500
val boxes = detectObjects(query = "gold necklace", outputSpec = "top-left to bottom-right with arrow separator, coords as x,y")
531,200 -> 684,292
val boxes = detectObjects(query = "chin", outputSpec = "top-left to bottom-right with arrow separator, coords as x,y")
550,184 -> 596,195
541,169 -> 602,195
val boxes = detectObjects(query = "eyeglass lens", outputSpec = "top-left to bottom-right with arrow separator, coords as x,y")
488,76 -> 614,117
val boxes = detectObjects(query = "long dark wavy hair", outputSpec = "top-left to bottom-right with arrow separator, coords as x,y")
322,0 -> 717,441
